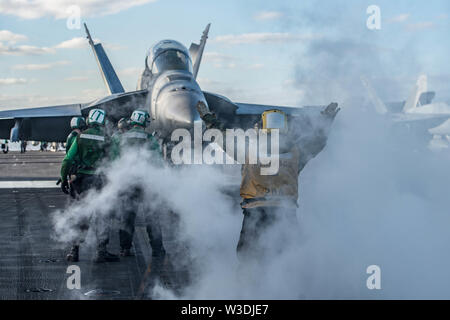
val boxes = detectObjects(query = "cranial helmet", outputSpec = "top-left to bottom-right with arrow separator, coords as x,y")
130,110 -> 150,127
87,109 -> 106,126
70,117 -> 86,130
261,109 -> 288,134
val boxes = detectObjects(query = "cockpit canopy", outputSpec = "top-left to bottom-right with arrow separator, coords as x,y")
147,40 -> 193,75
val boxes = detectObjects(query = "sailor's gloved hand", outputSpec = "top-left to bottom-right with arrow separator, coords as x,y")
202,113 -> 218,125
196,101 -> 223,130
61,179 -> 69,194
321,102 -> 340,119
196,101 -> 212,118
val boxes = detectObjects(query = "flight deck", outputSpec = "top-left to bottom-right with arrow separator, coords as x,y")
0,151 -> 184,300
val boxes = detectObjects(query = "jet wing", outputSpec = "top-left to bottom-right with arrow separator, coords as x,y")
234,102 -> 327,130
0,104 -> 83,142
235,102 -> 324,116
0,90 -> 149,142
203,91 -> 326,129
81,90 -> 148,120
391,113 -> 450,123
0,104 -> 82,119
389,113 -> 450,139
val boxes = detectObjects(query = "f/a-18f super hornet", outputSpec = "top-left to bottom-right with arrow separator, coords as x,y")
361,74 -> 450,148
0,23 -> 328,146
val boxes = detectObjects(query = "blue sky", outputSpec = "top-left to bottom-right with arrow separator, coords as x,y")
0,0 -> 448,109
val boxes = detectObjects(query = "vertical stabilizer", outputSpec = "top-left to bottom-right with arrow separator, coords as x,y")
361,76 -> 388,114
403,74 -> 427,112
84,23 -> 125,95
189,23 -> 211,79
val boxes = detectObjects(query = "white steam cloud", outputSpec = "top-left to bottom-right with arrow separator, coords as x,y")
50,105 -> 450,299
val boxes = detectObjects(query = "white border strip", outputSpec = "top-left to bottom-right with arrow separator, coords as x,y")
0,181 -> 58,188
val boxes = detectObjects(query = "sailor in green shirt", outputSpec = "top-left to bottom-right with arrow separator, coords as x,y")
110,110 -> 165,258
61,108 -> 119,263
65,117 -> 86,154
109,113 -> 161,161
60,117 -> 86,196
109,117 -> 130,160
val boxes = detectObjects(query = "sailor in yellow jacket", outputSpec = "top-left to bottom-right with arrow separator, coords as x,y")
197,101 -> 340,260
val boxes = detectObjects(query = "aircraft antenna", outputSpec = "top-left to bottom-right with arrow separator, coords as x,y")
84,23 -> 94,46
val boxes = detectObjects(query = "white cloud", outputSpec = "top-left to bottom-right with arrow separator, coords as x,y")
203,52 -> 263,70
214,32 -> 321,45
0,42 -> 55,55
65,76 -> 89,82
12,60 -> 70,70
0,35 -> 122,56
203,52 -> 238,69
406,22 -> 435,31
204,52 -> 234,62
54,36 -> 123,50
0,30 -> 27,44
254,11 -> 283,21
0,78 -> 27,85
54,37 -> 87,49
0,0 -> 156,20
387,13 -> 410,23
0,30 -> 64,55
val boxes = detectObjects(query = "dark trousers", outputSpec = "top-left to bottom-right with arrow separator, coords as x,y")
70,174 -> 107,248
71,174 -> 104,194
236,206 -> 298,261
119,210 -> 137,250
118,187 -> 165,256
146,217 -> 164,256
118,188 -> 139,250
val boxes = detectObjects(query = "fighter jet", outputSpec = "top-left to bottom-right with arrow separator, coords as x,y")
361,74 -> 450,148
362,74 -> 450,118
0,23 -> 326,145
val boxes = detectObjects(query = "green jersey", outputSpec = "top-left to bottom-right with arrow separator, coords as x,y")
65,130 -> 79,153
109,125 -> 162,161
61,126 -> 108,180
109,130 -> 123,161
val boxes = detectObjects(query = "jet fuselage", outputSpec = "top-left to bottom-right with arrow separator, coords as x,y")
139,40 -> 206,138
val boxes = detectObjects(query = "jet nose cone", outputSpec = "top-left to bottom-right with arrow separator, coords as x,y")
159,90 -> 202,129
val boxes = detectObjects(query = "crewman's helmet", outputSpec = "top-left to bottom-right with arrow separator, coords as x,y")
70,117 -> 86,130
117,117 -> 129,130
130,110 -> 150,127
87,109 -> 106,126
